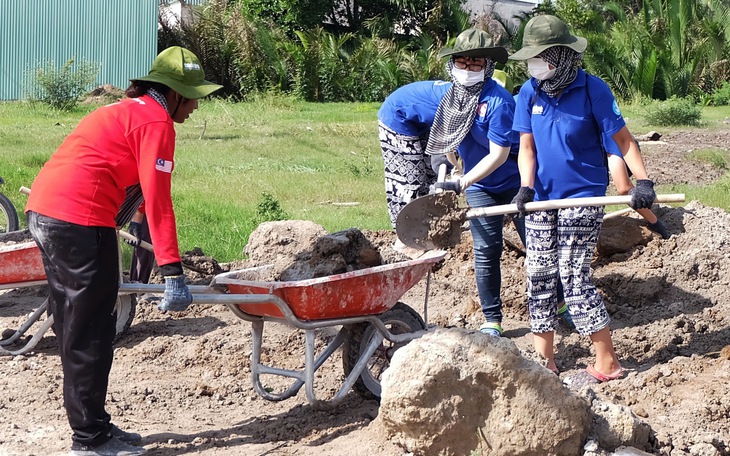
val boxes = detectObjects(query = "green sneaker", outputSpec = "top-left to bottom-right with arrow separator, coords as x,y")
557,303 -> 576,330
479,322 -> 503,337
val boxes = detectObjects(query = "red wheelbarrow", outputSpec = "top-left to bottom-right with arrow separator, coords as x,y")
211,249 -> 447,408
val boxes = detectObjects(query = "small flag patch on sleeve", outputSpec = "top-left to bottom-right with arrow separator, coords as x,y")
155,158 -> 173,173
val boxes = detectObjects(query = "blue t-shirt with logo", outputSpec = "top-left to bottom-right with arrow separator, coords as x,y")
512,69 -> 626,200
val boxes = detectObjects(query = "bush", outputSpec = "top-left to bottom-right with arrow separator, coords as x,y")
255,192 -> 290,222
643,97 -> 702,126
27,58 -> 99,110
710,82 -> 730,106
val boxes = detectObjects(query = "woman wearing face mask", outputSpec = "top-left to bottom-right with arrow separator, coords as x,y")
509,15 -> 656,385
428,29 -> 525,337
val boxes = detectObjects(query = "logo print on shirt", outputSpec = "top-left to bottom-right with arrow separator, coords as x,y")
155,158 -> 173,173
532,104 -> 544,115
612,100 -> 621,116
478,103 -> 488,118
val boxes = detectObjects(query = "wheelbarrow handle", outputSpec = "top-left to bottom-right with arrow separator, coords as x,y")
465,194 -> 686,219
117,229 -> 154,252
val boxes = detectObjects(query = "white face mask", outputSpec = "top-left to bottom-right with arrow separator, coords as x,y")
452,67 -> 485,87
527,58 -> 556,80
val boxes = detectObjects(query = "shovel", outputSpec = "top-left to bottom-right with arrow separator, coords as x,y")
395,192 -> 686,250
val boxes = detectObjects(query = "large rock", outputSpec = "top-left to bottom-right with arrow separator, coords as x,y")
377,328 -> 591,456
590,400 -> 652,452
597,216 -> 652,256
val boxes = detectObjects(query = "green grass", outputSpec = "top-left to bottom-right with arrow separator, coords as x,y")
2,98 -> 730,262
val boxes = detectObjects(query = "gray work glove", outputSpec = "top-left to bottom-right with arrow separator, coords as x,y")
511,187 -> 535,216
158,275 -> 193,312
435,179 -> 462,195
125,221 -> 142,247
629,179 -> 656,210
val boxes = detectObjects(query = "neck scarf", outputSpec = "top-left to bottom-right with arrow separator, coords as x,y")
425,59 -> 495,156
147,88 -> 168,111
537,46 -> 582,98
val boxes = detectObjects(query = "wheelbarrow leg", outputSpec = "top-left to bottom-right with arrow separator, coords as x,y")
250,319 -> 306,401
303,327 -> 352,408
1,298 -> 48,346
0,299 -> 54,356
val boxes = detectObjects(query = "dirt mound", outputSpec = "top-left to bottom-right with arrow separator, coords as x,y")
82,84 -> 125,104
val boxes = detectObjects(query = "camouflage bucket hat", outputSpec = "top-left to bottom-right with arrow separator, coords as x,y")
131,46 -> 222,99
509,15 -> 587,60
437,29 -> 508,64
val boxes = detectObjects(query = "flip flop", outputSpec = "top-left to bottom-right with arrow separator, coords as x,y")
564,365 -> 624,389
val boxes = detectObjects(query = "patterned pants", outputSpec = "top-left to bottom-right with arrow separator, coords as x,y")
525,206 -> 610,335
379,122 -> 436,228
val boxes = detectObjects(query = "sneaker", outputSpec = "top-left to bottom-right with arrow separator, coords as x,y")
647,219 -> 670,239
110,424 -> 142,446
557,303 -> 576,330
69,436 -> 146,456
479,322 -> 503,337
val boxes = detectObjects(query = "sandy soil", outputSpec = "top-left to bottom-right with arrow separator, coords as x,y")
1,128 -> 729,456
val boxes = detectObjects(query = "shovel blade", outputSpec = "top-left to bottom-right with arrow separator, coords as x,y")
395,192 -> 465,250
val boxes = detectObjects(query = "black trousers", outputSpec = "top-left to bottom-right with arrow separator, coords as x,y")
27,211 -> 119,448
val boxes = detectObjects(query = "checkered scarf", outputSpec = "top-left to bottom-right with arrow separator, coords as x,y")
537,46 -> 583,98
425,59 -> 496,156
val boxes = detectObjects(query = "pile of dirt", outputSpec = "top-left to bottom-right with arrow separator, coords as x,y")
81,84 -> 125,105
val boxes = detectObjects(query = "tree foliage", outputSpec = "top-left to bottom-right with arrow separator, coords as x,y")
157,0 -> 730,103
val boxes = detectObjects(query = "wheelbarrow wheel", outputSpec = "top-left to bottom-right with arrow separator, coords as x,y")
0,190 -> 19,233
47,294 -> 136,345
112,294 -> 136,344
342,302 -> 425,401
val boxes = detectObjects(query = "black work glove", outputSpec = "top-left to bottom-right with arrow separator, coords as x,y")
435,180 -> 462,195
647,219 -> 670,239
511,187 -> 535,216
158,275 -> 193,312
629,179 -> 656,210
125,221 -> 143,247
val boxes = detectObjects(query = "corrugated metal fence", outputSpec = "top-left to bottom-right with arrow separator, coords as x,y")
0,0 -> 158,100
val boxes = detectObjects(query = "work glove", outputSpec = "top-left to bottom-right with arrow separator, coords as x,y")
430,154 -> 453,174
629,179 -> 656,210
511,187 -> 535,216
647,219 -> 670,239
158,275 -> 193,312
435,179 -> 462,195
125,221 -> 143,247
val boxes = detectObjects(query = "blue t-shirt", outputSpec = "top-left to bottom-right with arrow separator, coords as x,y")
512,69 -> 626,200
459,79 -> 520,193
377,80 -> 451,136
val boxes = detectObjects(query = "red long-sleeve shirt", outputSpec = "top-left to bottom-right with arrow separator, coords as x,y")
26,95 -> 182,267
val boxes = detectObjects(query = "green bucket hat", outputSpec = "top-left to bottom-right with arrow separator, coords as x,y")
437,29 -> 508,64
131,46 -> 223,99
509,15 -> 587,60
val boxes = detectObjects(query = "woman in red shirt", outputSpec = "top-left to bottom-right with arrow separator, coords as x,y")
25,46 -> 221,456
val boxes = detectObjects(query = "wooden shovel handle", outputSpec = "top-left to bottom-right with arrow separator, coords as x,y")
465,194 -> 685,219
